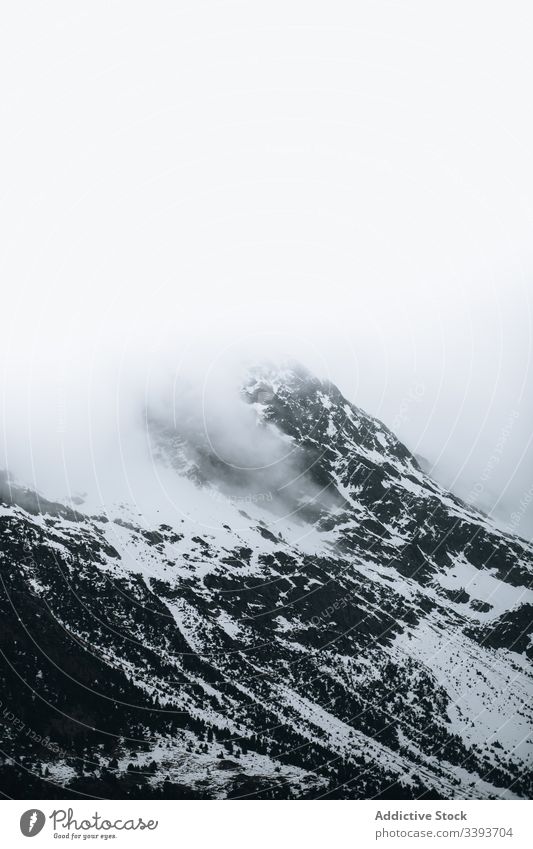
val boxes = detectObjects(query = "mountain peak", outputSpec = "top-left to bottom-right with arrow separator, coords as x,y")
1,362 -> 532,800
243,359 -> 319,401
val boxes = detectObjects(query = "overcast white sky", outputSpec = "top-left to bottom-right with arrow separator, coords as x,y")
1,2 -> 532,537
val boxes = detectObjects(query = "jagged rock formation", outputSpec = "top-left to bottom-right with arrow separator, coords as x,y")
0,364 -> 531,799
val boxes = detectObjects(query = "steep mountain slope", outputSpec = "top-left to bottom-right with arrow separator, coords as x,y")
0,364 -> 531,799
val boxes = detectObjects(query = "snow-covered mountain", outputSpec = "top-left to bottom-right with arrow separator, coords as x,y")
1,363 -> 531,799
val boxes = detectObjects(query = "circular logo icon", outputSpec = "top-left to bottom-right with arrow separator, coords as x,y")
20,810 -> 46,837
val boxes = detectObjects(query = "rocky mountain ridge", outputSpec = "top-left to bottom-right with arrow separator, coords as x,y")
0,364 -> 531,799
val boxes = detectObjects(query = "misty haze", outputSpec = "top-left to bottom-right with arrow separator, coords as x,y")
0,0 -> 532,807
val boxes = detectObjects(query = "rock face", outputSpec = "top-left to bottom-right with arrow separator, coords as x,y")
0,364 -> 532,799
